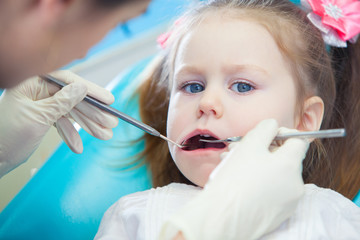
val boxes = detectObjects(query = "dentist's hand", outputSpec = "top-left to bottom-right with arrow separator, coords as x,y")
159,119 -> 309,240
0,70 -> 118,177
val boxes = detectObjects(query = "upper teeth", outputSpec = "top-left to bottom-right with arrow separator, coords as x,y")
201,134 -> 211,137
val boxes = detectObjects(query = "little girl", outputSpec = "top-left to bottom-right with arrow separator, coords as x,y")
95,0 -> 360,239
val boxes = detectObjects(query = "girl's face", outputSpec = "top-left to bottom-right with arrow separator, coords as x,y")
167,16 -> 299,187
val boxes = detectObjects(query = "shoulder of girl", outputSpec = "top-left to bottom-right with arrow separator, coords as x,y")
278,184 -> 360,238
303,184 -> 360,218
115,189 -> 153,209
114,183 -> 200,209
302,184 -> 360,237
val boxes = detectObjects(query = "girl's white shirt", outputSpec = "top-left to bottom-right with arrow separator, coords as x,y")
94,183 -> 360,240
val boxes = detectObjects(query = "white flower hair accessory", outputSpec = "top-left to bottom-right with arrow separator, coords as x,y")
301,0 -> 360,47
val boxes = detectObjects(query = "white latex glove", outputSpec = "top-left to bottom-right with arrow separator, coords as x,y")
159,119 -> 309,240
0,70 -> 118,177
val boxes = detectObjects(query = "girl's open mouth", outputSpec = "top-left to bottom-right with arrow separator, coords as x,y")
181,134 -> 226,151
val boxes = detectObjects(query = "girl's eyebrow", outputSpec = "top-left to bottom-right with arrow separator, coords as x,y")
174,65 -> 202,77
225,64 -> 270,76
174,64 -> 269,79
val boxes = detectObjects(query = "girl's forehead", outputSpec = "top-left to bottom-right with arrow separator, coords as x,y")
177,18 -> 279,60
171,14 -> 295,86
182,10 -> 270,42
194,7 -> 258,25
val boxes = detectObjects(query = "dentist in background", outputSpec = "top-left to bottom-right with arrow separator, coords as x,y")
0,0 -> 150,178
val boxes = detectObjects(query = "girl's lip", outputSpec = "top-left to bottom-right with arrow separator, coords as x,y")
180,129 -> 221,145
180,146 -> 228,153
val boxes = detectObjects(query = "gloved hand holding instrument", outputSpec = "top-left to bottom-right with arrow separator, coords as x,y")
0,70 -> 118,177
159,119 -> 313,240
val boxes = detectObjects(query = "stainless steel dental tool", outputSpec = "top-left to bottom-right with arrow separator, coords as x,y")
40,74 -> 183,148
199,128 -> 346,143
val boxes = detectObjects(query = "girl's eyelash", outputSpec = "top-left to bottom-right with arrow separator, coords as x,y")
176,79 -> 255,92
232,79 -> 255,87
178,80 -> 204,90
230,79 -> 256,93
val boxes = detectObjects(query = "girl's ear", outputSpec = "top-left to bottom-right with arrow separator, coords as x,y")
297,96 -> 324,132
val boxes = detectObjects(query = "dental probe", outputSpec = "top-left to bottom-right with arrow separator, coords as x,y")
40,74 -> 182,148
199,128 -> 346,143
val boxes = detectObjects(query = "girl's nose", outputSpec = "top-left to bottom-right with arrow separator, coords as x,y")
197,91 -> 224,119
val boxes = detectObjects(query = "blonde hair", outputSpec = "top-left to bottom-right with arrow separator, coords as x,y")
137,0 -> 360,199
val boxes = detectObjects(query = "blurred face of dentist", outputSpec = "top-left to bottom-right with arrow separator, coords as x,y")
0,0 -> 150,88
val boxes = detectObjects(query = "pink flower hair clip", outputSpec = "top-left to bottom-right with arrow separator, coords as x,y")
157,31 -> 172,49
157,18 -> 184,49
301,0 -> 360,47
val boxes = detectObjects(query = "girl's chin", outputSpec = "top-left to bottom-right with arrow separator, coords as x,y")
178,147 -> 228,156
186,163 -> 219,187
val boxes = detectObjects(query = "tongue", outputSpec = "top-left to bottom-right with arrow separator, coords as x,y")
182,135 -> 226,151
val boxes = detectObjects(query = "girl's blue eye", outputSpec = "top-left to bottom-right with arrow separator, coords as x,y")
183,83 -> 204,93
231,82 -> 254,93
